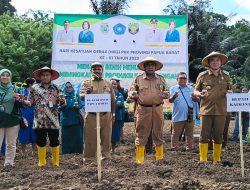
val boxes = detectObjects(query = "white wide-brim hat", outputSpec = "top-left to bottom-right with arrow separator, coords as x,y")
202,52 -> 228,67
137,57 -> 163,71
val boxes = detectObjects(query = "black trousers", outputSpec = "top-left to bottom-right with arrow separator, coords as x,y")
35,129 -> 59,147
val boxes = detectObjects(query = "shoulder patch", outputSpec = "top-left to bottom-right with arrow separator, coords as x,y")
157,73 -> 165,79
199,70 -> 208,76
222,70 -> 230,76
104,79 -> 111,85
135,74 -> 143,80
156,73 -> 163,77
83,79 -> 91,84
137,73 -> 143,77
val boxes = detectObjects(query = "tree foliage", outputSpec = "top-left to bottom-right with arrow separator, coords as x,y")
90,0 -> 130,14
163,0 -> 250,88
0,11 -> 53,81
0,0 -> 16,15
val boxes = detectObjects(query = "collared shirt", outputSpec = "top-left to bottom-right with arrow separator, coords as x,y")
80,77 -> 116,113
29,83 -> 60,129
170,84 -> 195,122
129,72 -> 168,105
165,29 -> 180,42
145,28 -> 163,42
195,69 -> 231,115
78,30 -> 94,43
56,29 -> 75,42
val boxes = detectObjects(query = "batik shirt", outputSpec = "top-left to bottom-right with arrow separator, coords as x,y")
29,83 -> 60,129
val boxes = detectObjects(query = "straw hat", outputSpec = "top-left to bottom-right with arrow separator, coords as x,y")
33,66 -> 59,81
202,52 -> 228,67
137,57 -> 163,71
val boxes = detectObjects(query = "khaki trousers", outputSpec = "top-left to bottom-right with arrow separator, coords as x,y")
0,125 -> 19,166
83,112 -> 112,159
135,105 -> 164,146
171,121 -> 194,150
200,115 -> 226,144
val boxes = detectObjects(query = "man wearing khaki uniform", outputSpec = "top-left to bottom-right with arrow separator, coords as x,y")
80,62 -> 115,160
128,57 -> 169,164
194,52 -> 231,163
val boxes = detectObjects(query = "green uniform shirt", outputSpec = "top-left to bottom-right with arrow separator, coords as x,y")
195,69 -> 231,115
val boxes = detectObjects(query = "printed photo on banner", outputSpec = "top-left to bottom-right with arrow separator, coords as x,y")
79,20 -> 94,43
165,20 -> 180,42
145,18 -> 163,42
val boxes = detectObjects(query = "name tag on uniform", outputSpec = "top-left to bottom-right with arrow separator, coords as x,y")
0,105 -> 5,112
49,100 -> 53,108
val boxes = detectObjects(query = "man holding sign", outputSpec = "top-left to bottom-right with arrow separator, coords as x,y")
194,52 -> 232,163
80,62 -> 115,161
128,57 -> 169,164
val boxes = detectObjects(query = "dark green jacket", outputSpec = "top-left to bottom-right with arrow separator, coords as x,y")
0,101 -> 21,128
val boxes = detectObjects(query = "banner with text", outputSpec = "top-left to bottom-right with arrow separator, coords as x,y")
52,14 -> 188,88
227,93 -> 250,112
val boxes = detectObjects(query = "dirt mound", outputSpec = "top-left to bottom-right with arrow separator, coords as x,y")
1,121 -> 250,189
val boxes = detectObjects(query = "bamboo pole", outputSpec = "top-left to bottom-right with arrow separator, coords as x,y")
96,112 -> 102,182
239,112 -> 245,177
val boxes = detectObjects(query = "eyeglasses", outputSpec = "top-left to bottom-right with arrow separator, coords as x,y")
66,86 -> 72,88
178,77 -> 187,80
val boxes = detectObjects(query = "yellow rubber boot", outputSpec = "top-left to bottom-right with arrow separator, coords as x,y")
213,143 -> 222,163
155,144 -> 164,160
135,146 -> 145,164
199,143 -> 208,162
37,146 -> 47,166
52,146 -> 60,166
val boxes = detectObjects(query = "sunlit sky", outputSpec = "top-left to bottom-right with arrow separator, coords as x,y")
11,0 -> 250,25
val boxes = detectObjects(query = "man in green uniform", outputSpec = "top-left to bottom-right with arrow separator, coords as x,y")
194,52 -> 231,163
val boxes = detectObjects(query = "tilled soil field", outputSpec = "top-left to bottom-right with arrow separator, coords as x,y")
1,120 -> 250,190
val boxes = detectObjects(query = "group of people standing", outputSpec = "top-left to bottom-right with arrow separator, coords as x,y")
126,52 -> 231,164
0,51 -> 248,169
0,63 -> 127,167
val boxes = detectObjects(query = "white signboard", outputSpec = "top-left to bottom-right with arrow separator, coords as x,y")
52,14 -> 188,88
85,94 -> 111,113
227,93 -> 250,112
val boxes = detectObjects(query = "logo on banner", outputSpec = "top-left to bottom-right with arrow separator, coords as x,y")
100,23 -> 109,34
128,23 -> 139,35
113,23 -> 126,35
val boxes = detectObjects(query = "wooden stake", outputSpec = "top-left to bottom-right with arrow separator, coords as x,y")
239,112 -> 245,177
96,112 -> 102,182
